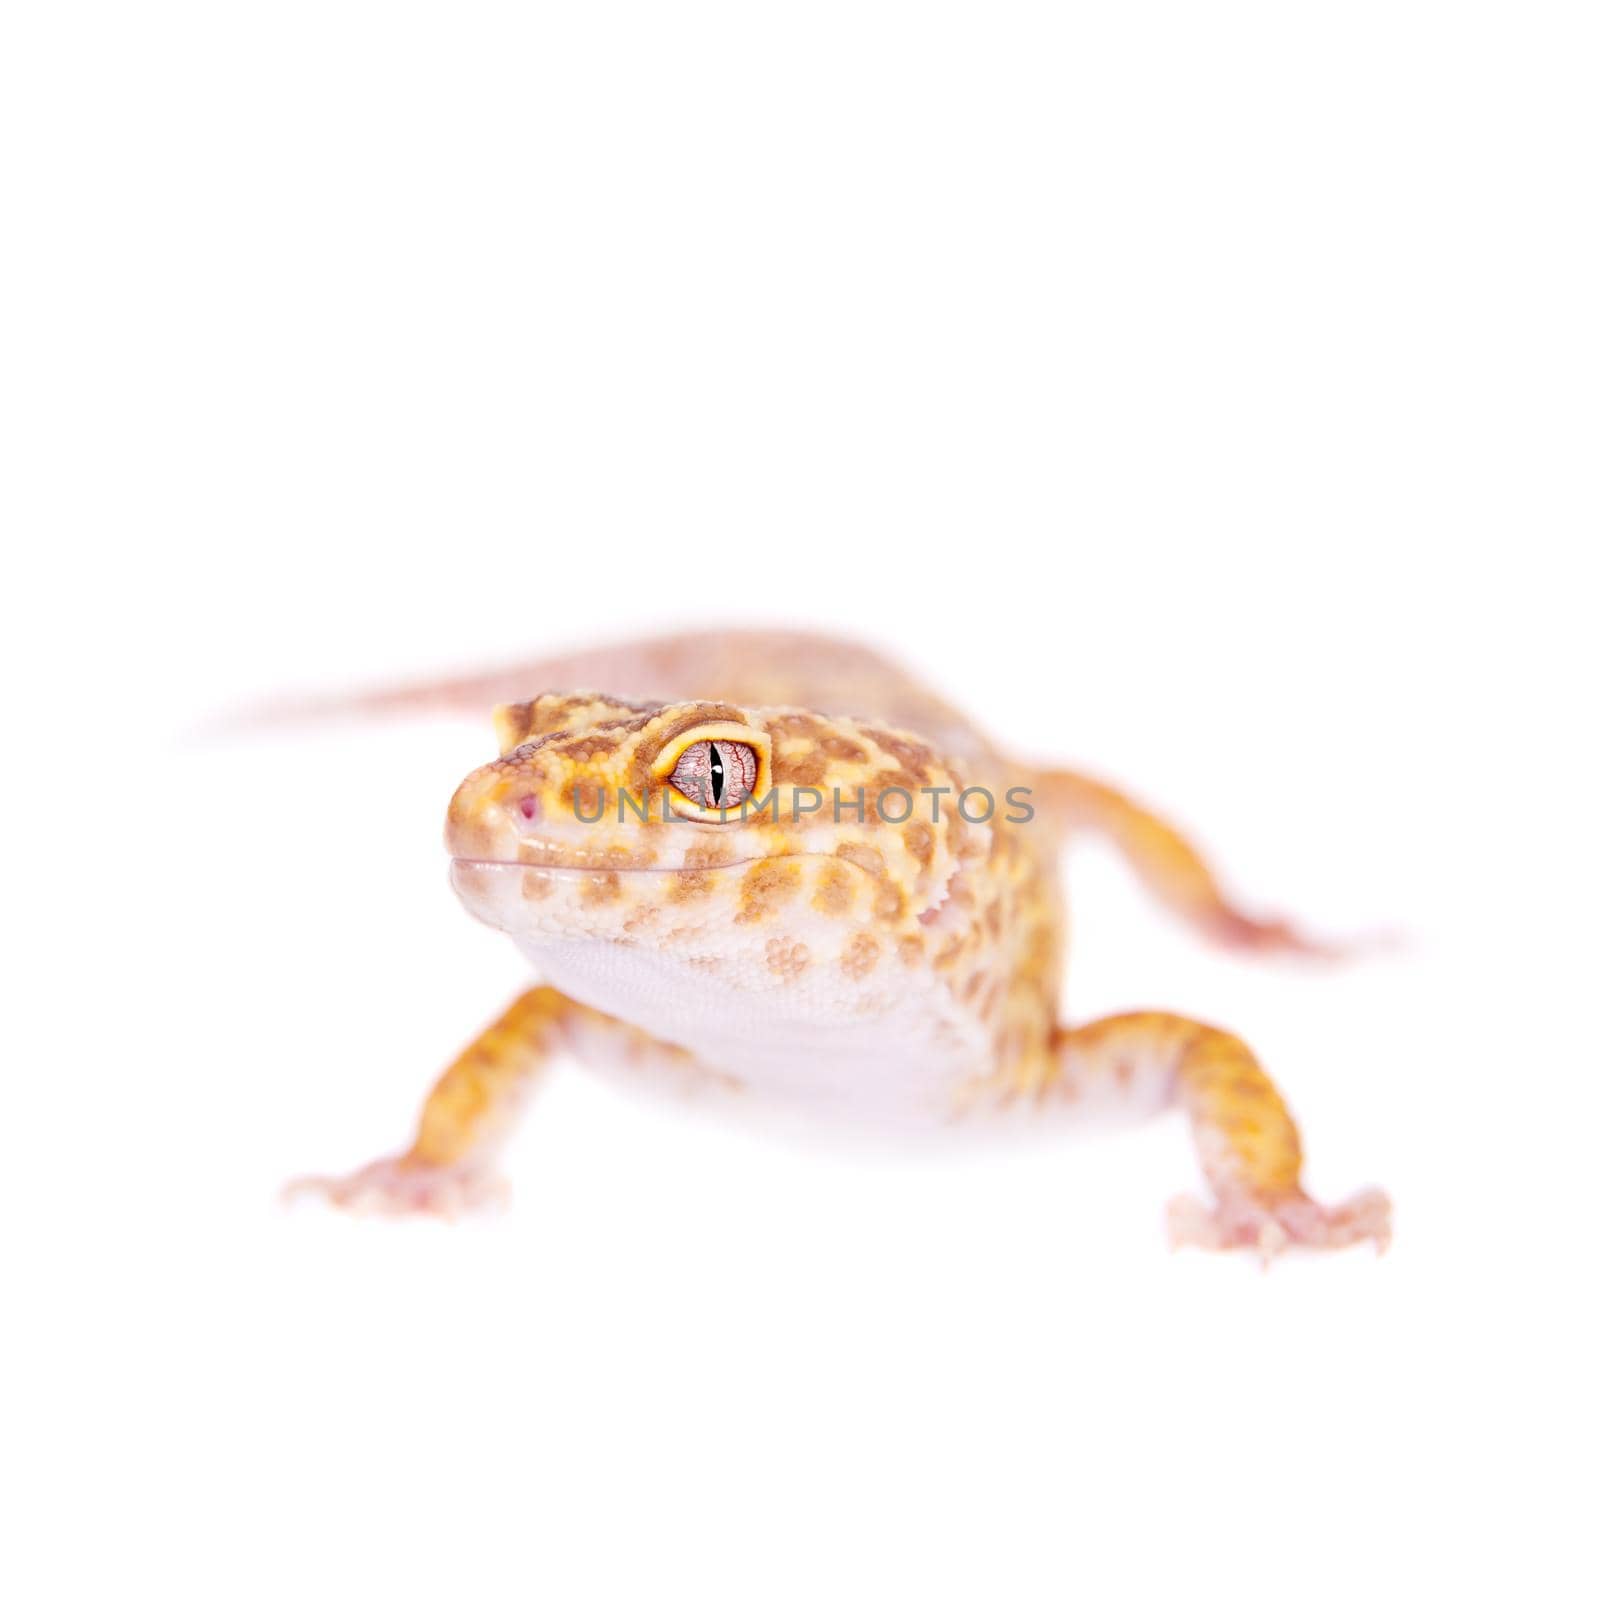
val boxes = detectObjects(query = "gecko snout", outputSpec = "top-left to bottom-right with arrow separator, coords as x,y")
446,764 -> 543,861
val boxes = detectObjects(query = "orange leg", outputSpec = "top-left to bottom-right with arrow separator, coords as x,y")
287,987 -> 697,1218
1054,1011 -> 1391,1257
1039,769 -> 1353,957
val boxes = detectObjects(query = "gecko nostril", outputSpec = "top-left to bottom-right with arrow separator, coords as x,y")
515,794 -> 540,825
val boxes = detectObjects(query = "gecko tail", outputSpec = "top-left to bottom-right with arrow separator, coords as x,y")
199,633 -> 730,739
202,629 -> 945,741
1033,766 -> 1400,961
213,664 -> 537,731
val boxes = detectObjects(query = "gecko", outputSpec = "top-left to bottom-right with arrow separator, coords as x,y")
287,629 -> 1391,1256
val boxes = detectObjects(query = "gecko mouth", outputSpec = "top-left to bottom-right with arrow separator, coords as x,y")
448,854 -> 765,933
450,855 -> 763,877
449,852 -> 935,936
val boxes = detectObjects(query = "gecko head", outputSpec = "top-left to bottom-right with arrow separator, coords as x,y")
445,691 -> 994,1008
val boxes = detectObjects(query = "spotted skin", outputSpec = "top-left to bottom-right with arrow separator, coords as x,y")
289,631 -> 1390,1256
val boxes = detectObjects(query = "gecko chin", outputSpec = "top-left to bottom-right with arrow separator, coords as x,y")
448,850 -> 951,1111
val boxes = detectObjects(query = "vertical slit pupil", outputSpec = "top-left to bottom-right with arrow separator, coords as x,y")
708,743 -> 724,806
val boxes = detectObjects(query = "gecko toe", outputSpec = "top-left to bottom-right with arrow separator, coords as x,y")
283,1156 -> 511,1220
1167,1186 -> 1392,1259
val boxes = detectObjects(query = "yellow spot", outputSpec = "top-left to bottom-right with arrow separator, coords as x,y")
873,880 -> 906,921
812,860 -> 857,916
580,871 -> 622,905
835,841 -> 885,877
736,858 -> 803,924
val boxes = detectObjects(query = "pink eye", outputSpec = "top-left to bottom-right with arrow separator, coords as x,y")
668,740 -> 758,811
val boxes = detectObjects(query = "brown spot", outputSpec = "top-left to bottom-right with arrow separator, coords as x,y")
840,932 -> 880,980
566,779 -> 605,817
521,872 -> 554,901
863,777 -> 922,824
902,820 -> 934,865
773,746 -> 827,786
735,858 -> 803,923
950,817 -> 989,860
872,879 -> 906,921
528,693 -> 580,728
897,934 -> 925,966
866,730 -> 932,781
622,905 -> 660,933
493,704 -> 539,750
668,869 -> 715,900
878,768 -> 925,793
765,937 -> 810,981
820,736 -> 867,761
603,840 -> 656,868
683,840 -> 736,870
835,841 -> 885,877
512,691 -> 656,740
812,860 -> 857,916
580,871 -> 622,905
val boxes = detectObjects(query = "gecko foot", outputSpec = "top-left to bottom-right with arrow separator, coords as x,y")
283,1155 -> 510,1220
1201,909 -> 1401,963
1166,1186 -> 1392,1260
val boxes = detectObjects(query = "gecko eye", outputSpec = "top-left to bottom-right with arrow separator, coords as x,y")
668,740 -> 759,811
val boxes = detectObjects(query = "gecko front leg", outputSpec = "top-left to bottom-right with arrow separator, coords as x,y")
1049,1012 -> 1391,1257
286,986 -> 701,1218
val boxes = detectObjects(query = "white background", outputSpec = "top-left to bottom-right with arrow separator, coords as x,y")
5,5 -> 1597,1597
